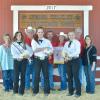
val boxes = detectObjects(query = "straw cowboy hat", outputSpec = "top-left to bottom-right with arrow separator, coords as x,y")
59,32 -> 68,38
25,26 -> 36,35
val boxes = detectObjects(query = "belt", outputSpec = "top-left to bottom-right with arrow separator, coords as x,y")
34,56 -> 48,60
72,57 -> 79,60
14,58 -> 27,61
68,57 -> 79,61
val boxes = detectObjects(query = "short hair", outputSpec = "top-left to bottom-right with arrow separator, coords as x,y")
3,33 -> 11,40
75,27 -> 82,34
68,31 -> 75,35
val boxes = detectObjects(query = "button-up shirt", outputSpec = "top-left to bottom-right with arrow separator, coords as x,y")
31,38 -> 53,59
0,45 -> 13,70
63,39 -> 81,58
11,42 -> 33,59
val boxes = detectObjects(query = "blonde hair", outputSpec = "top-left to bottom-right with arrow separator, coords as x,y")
3,33 -> 11,40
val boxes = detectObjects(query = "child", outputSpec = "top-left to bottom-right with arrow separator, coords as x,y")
11,31 -> 30,95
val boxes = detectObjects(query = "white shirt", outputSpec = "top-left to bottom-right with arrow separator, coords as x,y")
11,42 -> 33,59
63,39 -> 81,58
31,38 -> 53,58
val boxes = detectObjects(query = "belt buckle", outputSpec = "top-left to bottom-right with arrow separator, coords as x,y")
72,57 -> 78,60
39,57 -> 45,60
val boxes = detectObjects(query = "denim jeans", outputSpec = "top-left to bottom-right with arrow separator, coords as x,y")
2,70 -> 14,91
84,65 -> 96,93
25,60 -> 35,90
41,63 -> 54,89
58,64 -> 67,90
79,59 -> 86,87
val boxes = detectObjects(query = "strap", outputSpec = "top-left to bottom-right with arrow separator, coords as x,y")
12,42 -> 25,54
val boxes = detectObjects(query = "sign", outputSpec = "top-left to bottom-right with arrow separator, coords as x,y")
46,5 -> 56,10
19,12 -> 82,29
53,47 -> 64,64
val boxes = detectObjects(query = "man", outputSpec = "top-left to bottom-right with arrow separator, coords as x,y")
41,31 -> 57,90
31,27 -> 53,95
25,26 -> 36,91
63,31 -> 81,97
75,27 -> 86,87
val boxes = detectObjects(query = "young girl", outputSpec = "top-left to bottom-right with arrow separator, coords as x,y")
82,35 -> 97,94
0,34 -> 13,92
31,27 -> 53,95
11,31 -> 30,95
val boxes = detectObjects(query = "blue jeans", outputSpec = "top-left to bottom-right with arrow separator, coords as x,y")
41,63 -> 54,89
25,60 -> 35,89
84,65 -> 96,93
79,59 -> 86,87
2,70 -> 13,91
58,64 -> 67,90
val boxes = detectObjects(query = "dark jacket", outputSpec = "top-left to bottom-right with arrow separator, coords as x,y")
82,45 -> 97,66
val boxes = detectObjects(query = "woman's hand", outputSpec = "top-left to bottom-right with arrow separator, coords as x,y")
91,62 -> 96,71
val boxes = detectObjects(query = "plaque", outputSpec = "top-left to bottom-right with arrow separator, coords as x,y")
19,12 -> 82,29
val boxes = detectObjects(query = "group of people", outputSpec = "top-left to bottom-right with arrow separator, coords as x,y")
0,26 -> 97,97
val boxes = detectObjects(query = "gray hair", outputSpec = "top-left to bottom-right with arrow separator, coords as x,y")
75,27 -> 82,34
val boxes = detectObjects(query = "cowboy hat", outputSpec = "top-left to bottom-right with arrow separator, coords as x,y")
59,32 -> 67,38
25,26 -> 36,34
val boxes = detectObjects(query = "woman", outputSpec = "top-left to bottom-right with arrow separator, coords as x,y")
31,27 -> 53,95
11,31 -> 30,95
82,35 -> 97,94
57,32 -> 67,90
0,34 -> 13,92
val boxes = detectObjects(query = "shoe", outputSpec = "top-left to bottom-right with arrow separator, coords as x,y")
5,90 -> 9,92
13,93 -> 19,96
67,93 -> 73,96
33,93 -> 37,96
87,92 -> 95,94
58,88 -> 62,91
44,93 -> 49,96
50,88 -> 55,91
74,94 -> 81,97
19,92 -> 24,96
19,93 -> 23,96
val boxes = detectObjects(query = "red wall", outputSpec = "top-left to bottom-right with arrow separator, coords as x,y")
0,0 -> 92,42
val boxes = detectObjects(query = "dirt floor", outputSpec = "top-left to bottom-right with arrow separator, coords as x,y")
0,85 -> 100,100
